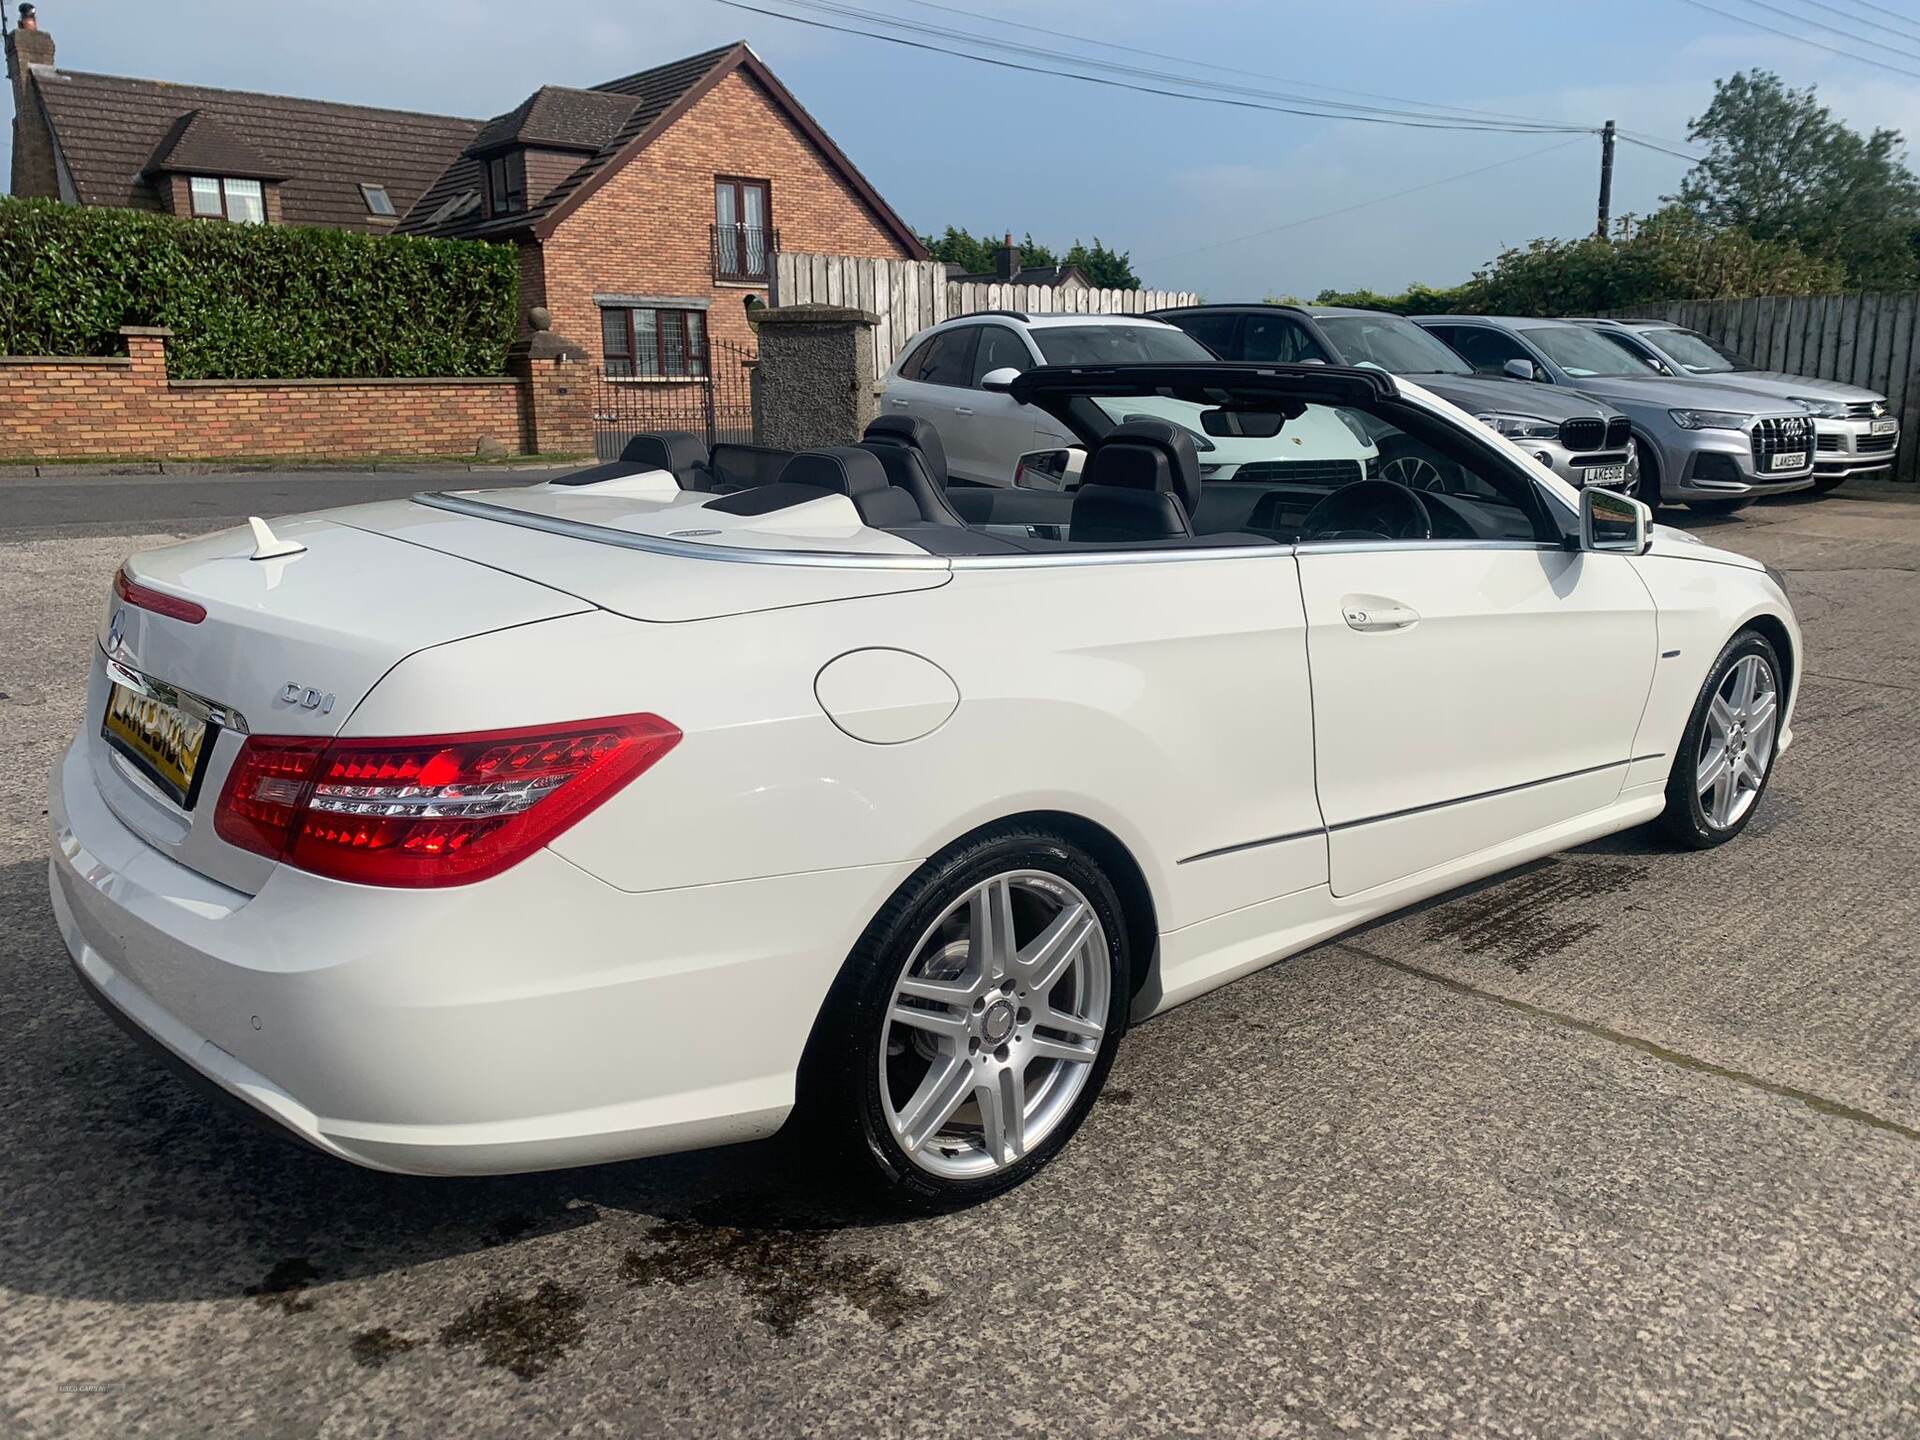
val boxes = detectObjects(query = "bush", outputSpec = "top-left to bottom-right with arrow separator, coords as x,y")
0,198 -> 518,378
1309,282 -> 1472,316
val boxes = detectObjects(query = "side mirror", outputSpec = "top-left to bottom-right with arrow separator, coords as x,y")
1012,447 -> 1084,490
1502,358 -> 1539,383
1581,485 -> 1651,554
980,366 -> 1023,393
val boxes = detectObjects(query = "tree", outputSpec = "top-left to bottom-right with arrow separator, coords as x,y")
1670,70 -> 1920,289
915,226 -> 1139,288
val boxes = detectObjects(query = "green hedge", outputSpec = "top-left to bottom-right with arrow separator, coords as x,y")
0,197 -> 517,378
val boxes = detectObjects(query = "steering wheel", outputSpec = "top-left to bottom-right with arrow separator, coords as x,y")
1299,479 -> 1434,543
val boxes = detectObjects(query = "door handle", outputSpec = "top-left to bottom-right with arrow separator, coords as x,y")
1341,596 -> 1420,632
953,406 -> 975,417
891,398 -> 911,408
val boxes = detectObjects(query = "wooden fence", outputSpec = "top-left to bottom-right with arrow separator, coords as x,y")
1609,292 -> 1920,485
772,251 -> 1200,378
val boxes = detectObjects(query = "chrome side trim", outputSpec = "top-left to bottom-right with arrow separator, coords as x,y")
1178,827 -> 1325,865
1329,754 -> 1664,833
1294,538 -> 1562,557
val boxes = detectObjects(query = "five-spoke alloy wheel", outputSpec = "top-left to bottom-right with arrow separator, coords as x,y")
1662,629 -> 1783,848
799,826 -> 1129,1209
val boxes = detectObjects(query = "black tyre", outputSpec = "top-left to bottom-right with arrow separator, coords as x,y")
1659,629 -> 1784,849
1635,438 -> 1663,508
797,825 -> 1130,1209
1688,497 -> 1752,516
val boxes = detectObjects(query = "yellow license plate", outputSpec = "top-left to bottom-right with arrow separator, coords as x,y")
103,680 -> 212,807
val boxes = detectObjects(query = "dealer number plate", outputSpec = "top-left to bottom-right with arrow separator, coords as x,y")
1871,418 -> 1897,435
1581,464 -> 1628,487
1769,451 -> 1807,472
102,679 -> 213,808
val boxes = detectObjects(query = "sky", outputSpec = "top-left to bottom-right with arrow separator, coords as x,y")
7,0 -> 1920,299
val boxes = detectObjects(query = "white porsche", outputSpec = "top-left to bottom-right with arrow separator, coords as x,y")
49,362 -> 1799,1207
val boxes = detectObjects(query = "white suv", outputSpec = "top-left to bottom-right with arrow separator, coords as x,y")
883,313 -> 1294,486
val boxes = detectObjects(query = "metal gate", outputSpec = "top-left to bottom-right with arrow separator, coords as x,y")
592,336 -> 756,460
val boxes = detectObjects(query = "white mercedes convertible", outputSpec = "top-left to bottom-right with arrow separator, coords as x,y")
49,362 -> 1798,1207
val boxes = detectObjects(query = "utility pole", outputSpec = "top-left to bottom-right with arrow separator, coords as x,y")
1597,119 -> 1616,240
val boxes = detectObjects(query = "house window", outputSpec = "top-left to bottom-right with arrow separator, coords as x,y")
713,177 -> 773,281
189,176 -> 265,223
601,306 -> 708,379
359,183 -> 396,217
487,152 -> 526,216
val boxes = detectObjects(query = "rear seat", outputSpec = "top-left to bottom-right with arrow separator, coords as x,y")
553,431 -> 713,489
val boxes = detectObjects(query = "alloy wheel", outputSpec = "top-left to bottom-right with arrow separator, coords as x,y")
1696,653 -> 1778,830
879,870 -> 1110,1179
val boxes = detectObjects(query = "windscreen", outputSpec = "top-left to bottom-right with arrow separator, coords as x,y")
1032,325 -> 1214,366
1526,324 -> 1648,378
1648,327 -> 1748,374
1317,315 -> 1472,375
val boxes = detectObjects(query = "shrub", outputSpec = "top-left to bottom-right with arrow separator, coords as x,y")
0,198 -> 517,378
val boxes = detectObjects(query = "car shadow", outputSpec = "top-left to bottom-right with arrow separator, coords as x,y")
1,856 -> 910,1308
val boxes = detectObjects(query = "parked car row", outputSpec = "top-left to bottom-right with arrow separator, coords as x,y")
878,302 -> 1898,517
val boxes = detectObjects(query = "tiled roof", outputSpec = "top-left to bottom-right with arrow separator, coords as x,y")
30,68 -> 480,232
143,110 -> 284,180
469,85 -> 636,155
399,45 -> 738,242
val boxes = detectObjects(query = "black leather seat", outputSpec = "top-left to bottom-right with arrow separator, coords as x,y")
778,447 -> 923,527
1068,419 -> 1202,543
859,414 -> 964,524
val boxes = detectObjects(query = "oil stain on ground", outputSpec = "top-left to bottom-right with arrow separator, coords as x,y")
439,1280 -> 586,1380
622,1219 -> 940,1337
244,1257 -> 320,1314
1420,856 -> 1645,973
349,1326 -> 419,1369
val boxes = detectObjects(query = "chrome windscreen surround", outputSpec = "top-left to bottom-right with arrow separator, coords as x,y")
100,649 -> 251,735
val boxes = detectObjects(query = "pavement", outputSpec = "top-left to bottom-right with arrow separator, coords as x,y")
1,475 -> 1917,1438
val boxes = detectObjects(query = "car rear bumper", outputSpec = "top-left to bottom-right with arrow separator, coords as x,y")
48,736 -> 912,1176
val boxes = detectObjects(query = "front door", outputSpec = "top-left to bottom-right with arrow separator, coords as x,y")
1293,421 -> 1657,896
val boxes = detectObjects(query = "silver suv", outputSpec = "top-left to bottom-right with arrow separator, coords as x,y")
1569,318 -> 1897,493
1414,315 -> 1817,513
1151,303 -> 1637,491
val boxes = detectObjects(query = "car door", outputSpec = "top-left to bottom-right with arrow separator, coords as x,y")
1293,408 -> 1657,897
961,322 -> 1057,485
885,324 -> 979,472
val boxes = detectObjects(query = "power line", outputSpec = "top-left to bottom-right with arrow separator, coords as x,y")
1618,134 -> 1707,162
1138,137 -> 1588,265
1836,0 -> 1920,30
705,0 -> 1595,133
1788,0 -> 1920,40
885,0 -> 1575,132
1673,0 -> 1920,78
1726,0 -> 1920,59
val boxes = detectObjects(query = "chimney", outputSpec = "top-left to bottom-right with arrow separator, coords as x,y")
6,3 -> 60,199
993,231 -> 1021,282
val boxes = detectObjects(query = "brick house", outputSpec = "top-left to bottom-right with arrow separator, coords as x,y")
5,6 -> 926,388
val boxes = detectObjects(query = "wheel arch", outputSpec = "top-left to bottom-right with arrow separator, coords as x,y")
1743,610 -> 1796,706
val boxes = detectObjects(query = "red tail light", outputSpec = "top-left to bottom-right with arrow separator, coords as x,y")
214,714 -> 680,887
114,566 -> 207,625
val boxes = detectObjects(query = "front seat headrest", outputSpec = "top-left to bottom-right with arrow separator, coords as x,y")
861,413 -> 950,489
1082,418 -> 1202,517
780,447 -> 921,528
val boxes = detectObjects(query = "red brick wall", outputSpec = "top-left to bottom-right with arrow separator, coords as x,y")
0,332 -> 535,461
533,68 -> 915,367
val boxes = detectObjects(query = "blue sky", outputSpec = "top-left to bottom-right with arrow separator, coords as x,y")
8,0 -> 1919,298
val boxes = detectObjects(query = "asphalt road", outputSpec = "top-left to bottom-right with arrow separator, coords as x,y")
2,477 -> 1917,1438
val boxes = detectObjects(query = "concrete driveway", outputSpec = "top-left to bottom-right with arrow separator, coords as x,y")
1,475 -> 1916,1438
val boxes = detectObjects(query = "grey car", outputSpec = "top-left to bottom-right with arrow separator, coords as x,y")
1414,315 -> 1817,512
1151,303 -> 1638,491
1568,317 -> 1898,492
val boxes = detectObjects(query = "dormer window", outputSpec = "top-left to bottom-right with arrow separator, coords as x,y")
486,152 -> 526,216
190,176 -> 265,223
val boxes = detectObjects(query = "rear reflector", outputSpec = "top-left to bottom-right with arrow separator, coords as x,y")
114,566 -> 207,625
214,714 -> 680,887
